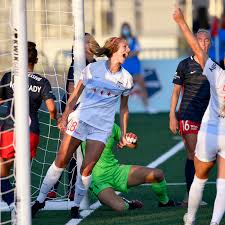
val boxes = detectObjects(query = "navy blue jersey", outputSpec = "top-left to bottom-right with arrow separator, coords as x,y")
0,72 -> 55,134
173,56 -> 210,122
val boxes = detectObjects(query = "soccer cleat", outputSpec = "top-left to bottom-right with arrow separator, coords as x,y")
122,197 -> 143,210
70,206 -> 82,219
31,201 -> 45,218
158,199 -> 181,207
183,213 -> 195,225
47,191 -> 57,200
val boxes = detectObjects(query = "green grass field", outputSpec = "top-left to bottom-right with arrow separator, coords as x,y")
1,113 -> 220,225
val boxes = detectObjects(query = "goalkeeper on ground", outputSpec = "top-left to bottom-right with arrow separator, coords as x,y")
82,123 -> 180,211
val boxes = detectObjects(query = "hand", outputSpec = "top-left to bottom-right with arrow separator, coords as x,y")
117,135 -> 128,149
169,114 -> 179,134
173,5 -> 184,23
57,117 -> 67,133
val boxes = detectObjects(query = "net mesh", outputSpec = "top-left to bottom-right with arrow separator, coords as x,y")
0,0 -> 79,223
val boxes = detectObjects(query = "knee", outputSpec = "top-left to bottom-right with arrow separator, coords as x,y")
153,169 -> 164,182
55,153 -> 67,168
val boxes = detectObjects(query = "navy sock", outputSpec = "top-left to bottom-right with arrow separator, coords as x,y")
1,179 -> 14,206
185,159 -> 195,193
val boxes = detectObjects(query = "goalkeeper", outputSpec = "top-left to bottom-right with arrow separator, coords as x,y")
83,123 -> 179,211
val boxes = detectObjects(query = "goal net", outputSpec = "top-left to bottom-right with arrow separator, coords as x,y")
0,0 -> 87,224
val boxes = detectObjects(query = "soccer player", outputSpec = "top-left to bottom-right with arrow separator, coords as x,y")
0,42 -> 57,212
82,123 -> 178,211
32,37 -> 134,219
170,29 -> 210,205
173,6 -> 225,225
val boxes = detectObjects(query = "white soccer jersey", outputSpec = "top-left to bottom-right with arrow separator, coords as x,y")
69,60 -> 133,132
200,58 -> 225,134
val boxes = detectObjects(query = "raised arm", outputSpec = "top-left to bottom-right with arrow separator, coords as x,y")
173,7 -> 208,68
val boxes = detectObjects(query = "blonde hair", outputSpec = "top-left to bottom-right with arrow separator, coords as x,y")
85,34 -> 124,58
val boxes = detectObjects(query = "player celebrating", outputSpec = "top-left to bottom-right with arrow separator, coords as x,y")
82,123 -> 179,211
173,7 -> 225,225
0,42 -> 57,213
170,29 -> 210,205
32,37 -> 134,219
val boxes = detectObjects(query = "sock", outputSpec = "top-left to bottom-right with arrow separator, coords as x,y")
151,179 -> 169,204
68,157 -> 77,194
187,175 -> 207,223
124,202 -> 129,210
37,162 -> 63,203
52,174 -> 62,192
1,179 -> 14,206
185,159 -> 195,193
211,178 -> 225,224
73,174 -> 91,207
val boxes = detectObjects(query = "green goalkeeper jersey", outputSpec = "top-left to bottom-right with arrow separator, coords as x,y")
81,123 -> 121,171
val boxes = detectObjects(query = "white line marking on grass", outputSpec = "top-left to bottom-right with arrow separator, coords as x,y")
141,181 -> 216,186
147,141 -> 184,168
65,141 -> 184,225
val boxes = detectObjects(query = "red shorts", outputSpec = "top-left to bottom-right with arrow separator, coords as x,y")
179,120 -> 201,135
0,131 -> 40,159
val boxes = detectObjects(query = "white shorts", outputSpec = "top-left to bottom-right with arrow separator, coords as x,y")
195,130 -> 225,162
66,116 -> 111,144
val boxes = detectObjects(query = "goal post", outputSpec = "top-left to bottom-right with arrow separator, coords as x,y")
12,0 -> 31,224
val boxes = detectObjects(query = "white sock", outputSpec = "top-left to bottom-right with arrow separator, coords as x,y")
37,162 -> 63,203
73,174 -> 92,207
187,175 -> 208,223
211,178 -> 225,224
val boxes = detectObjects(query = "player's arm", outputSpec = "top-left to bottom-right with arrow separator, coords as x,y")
169,85 -> 181,134
118,95 -> 129,148
45,99 -> 57,120
173,7 -> 208,69
61,80 -> 84,120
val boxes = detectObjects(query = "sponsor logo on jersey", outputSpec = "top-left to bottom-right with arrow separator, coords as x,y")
209,63 -> 216,72
10,81 -> 42,93
28,73 -> 42,82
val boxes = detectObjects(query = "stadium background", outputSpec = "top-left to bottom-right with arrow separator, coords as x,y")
0,0 -> 224,224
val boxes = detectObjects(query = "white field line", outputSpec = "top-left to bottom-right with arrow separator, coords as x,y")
65,141 -> 184,225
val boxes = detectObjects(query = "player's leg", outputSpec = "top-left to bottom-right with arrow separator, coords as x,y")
133,75 -> 148,107
185,157 -> 215,224
183,133 -> 197,194
210,152 -> 225,224
32,134 -> 81,217
98,188 -> 129,211
71,139 -> 105,218
127,165 -> 172,206
0,157 -> 14,209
